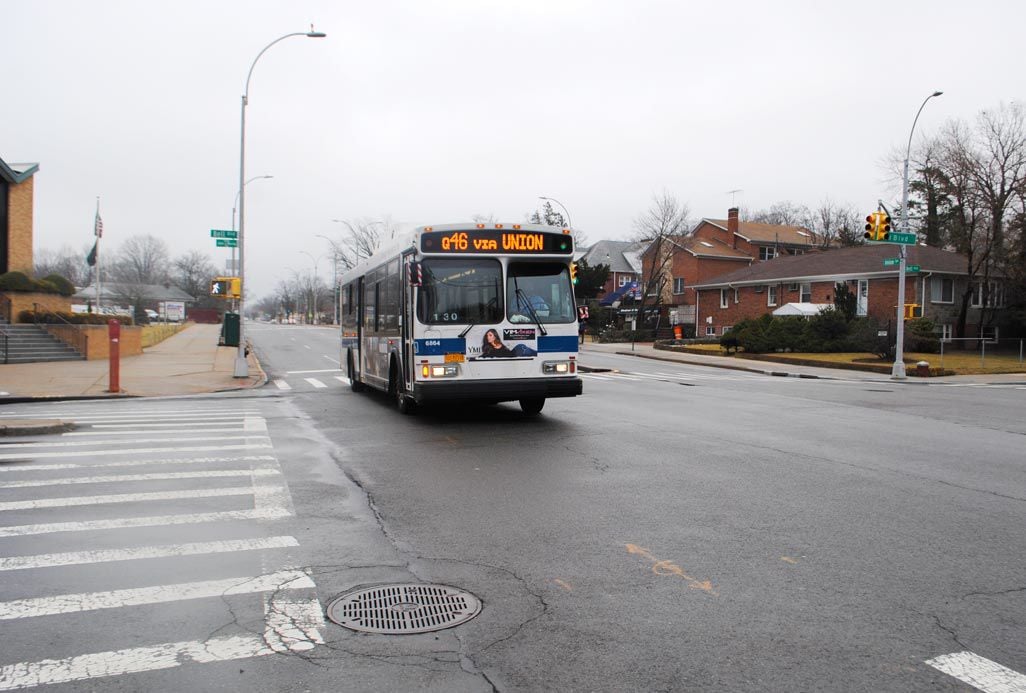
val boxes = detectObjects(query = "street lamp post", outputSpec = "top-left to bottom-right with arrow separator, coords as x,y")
892,90 -> 943,380
232,175 -> 273,279
315,233 -> 341,325
538,196 -> 573,228
234,28 -> 326,378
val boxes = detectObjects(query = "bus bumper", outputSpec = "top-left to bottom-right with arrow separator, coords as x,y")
411,377 -> 582,404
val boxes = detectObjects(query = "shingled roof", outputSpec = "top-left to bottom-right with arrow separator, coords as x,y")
691,244 -> 970,288
702,218 -> 816,246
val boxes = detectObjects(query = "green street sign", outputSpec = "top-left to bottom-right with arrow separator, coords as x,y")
210,229 -> 238,239
906,264 -> 921,272
883,258 -> 900,267
216,239 -> 238,248
885,232 -> 916,244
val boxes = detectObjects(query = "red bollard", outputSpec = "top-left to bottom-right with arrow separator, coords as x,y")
108,319 -> 121,393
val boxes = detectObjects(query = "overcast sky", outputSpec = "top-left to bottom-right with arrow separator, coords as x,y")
4,1 -> 1023,299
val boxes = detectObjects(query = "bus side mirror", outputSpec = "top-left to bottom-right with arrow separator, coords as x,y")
408,261 -> 422,287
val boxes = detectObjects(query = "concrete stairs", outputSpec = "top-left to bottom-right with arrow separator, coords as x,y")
0,322 -> 86,363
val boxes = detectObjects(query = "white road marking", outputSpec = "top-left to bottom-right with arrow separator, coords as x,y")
0,454 -> 277,473
86,421 -> 246,429
274,379 -> 292,390
323,355 -> 340,365
285,368 -> 343,374
2,434 -> 266,450
62,428 -> 247,437
0,535 -> 299,572
0,633 -> 277,690
335,376 -> 347,383
304,344 -> 312,349
304,378 -> 328,389
0,507 -> 292,538
263,595 -> 326,652
0,410 -> 260,421
926,651 -> 1026,693
0,570 -> 315,620
0,468 -> 279,489
0,441 -> 271,460
0,486 -> 255,512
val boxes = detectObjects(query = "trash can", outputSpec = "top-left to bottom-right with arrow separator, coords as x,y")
221,312 -> 240,347
673,325 -> 683,340
915,360 -> 930,377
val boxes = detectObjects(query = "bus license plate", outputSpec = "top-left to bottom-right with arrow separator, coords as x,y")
444,353 -> 465,363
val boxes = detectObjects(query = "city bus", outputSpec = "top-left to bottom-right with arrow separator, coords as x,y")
338,223 -> 583,415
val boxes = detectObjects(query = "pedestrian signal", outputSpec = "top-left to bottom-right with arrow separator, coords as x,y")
210,276 -> 237,298
904,303 -> 922,319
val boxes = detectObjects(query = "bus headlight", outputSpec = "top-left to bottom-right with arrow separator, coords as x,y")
542,361 -> 571,374
424,364 -> 460,378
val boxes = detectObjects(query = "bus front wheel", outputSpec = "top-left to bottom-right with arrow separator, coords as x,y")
519,398 -> 545,416
348,353 -> 365,393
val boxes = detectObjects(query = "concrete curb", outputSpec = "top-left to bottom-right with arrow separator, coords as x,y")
0,420 -> 77,436
611,350 -> 829,379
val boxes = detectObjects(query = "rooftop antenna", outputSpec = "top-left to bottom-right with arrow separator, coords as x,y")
726,189 -> 743,206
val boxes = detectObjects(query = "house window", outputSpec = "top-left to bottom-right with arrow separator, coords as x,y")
767,285 -> 777,306
857,279 -> 868,317
972,281 -> 1005,307
931,276 -> 954,303
800,282 -> 812,303
734,288 -> 741,303
722,325 -> 732,334
720,289 -> 728,308
705,325 -> 716,336
759,247 -> 777,261
618,275 -> 629,287
672,277 -> 685,294
940,324 -> 953,342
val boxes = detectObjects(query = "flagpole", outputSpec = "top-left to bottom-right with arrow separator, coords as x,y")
95,198 -> 102,312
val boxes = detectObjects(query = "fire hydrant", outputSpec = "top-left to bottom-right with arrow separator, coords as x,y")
915,361 -> 930,377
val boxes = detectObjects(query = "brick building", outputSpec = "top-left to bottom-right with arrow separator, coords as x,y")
1,156 -> 39,275
577,239 -> 645,300
690,244 -> 1002,340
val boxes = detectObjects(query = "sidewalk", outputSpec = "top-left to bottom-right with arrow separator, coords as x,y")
0,323 -> 265,431
578,340 -> 1026,385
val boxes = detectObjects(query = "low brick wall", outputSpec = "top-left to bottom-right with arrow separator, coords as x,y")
0,291 -> 72,322
48,324 -> 142,360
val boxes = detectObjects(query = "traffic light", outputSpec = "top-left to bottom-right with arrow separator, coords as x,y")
879,213 -> 892,241
904,303 -> 922,319
210,278 -> 229,297
569,262 -> 579,285
864,213 -> 878,241
228,277 -> 242,299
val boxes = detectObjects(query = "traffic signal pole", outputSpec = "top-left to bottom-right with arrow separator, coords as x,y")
892,190 -> 908,380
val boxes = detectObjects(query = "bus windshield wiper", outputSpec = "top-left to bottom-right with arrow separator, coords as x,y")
459,322 -> 475,339
515,287 -> 547,336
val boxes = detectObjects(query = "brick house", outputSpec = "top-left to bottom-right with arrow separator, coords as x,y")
1,156 -> 39,275
578,239 -> 645,301
639,207 -> 819,328
690,244 -> 1002,340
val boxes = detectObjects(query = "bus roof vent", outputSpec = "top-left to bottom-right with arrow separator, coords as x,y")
326,583 -> 482,634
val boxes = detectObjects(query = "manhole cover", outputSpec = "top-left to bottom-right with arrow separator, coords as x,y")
326,583 -> 482,634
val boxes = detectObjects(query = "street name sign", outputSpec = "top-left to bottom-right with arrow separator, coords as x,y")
210,229 -> 238,239
886,232 -> 916,244
216,239 -> 238,248
883,258 -> 900,267
906,265 -> 921,272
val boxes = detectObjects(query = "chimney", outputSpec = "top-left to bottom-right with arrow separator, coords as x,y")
727,207 -> 739,249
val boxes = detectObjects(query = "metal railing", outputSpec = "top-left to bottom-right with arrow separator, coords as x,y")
938,337 -> 1025,370
0,328 -> 8,364
0,295 -> 11,324
32,304 -> 89,358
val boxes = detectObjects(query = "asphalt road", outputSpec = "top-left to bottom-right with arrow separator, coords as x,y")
0,322 -> 1023,692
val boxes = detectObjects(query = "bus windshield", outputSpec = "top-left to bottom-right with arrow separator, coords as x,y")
506,262 -> 576,324
417,258 -> 502,324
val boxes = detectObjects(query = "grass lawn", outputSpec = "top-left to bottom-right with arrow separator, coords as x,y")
140,323 -> 187,349
680,343 -> 1026,375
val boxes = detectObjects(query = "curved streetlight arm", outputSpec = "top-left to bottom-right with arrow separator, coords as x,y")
538,196 -> 572,229
906,91 -> 944,160
244,30 -> 326,102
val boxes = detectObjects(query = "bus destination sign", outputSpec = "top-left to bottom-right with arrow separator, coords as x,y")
421,229 -> 573,255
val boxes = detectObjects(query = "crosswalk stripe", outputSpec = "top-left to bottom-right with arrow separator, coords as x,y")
0,486 -> 255,512
0,468 -> 279,490
0,570 -> 315,620
335,376 -> 348,383
262,595 -> 326,652
274,379 -> 291,390
3,435 -> 267,450
304,378 -> 328,388
0,633 -> 276,690
0,508 -> 293,538
0,454 -> 277,474
0,442 -> 273,462
926,651 -> 1026,693
0,536 -> 299,572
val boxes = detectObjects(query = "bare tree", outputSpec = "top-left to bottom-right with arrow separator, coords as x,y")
812,198 -> 862,248
108,235 -> 172,285
323,218 -> 400,272
34,244 -> 92,285
965,102 -> 1026,254
631,191 -> 691,331
171,250 -> 219,310
747,201 -> 814,229
527,201 -> 587,248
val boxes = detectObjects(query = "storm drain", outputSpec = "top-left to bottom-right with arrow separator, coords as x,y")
326,583 -> 482,634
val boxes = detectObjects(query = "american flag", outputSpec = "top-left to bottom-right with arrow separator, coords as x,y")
94,209 -> 103,238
